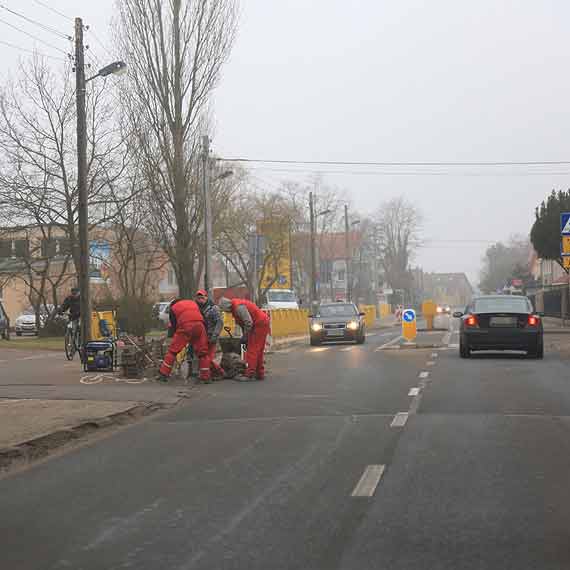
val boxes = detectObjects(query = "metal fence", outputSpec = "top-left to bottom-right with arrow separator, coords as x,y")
528,286 -> 570,318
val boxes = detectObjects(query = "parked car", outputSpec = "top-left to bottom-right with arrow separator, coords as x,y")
152,302 -> 171,327
0,300 -> 9,340
14,305 -> 57,336
309,302 -> 366,346
454,295 -> 543,359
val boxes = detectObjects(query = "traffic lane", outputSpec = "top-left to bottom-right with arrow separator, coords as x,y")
0,349 -> 82,385
420,346 -> 570,416
175,336 -> 428,421
0,393 -> 405,569
339,413 -> 570,570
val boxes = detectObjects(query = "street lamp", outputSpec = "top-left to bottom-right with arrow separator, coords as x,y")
75,16 -> 126,348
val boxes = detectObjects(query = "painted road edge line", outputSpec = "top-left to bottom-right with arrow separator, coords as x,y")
351,465 -> 386,497
390,412 -> 408,428
376,335 -> 402,351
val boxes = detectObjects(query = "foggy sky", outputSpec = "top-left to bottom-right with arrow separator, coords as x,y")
3,0 -> 570,287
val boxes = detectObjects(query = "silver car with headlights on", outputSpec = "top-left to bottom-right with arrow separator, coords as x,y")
308,303 -> 366,346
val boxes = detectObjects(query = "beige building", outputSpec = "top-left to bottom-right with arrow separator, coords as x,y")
0,225 -> 171,323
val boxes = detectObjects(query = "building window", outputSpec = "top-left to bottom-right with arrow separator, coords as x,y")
337,270 -> 346,282
168,270 -> 176,286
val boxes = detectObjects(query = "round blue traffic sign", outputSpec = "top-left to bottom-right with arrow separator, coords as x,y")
402,309 -> 416,323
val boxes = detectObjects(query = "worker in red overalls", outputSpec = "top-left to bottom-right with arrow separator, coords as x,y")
218,297 -> 270,381
157,299 -> 211,384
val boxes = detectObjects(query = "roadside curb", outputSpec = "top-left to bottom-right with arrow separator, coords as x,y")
544,329 -> 570,335
0,400 -> 174,474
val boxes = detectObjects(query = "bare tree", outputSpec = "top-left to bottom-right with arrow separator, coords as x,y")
117,0 -> 239,297
0,57 -> 127,325
373,197 -> 422,295
215,188 -> 302,301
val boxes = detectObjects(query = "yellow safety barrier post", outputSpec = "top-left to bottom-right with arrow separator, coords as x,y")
401,308 -> 417,343
422,300 -> 437,331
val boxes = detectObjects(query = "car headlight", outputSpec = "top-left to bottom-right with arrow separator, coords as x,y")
311,322 -> 323,332
437,307 -> 443,313
347,321 -> 359,331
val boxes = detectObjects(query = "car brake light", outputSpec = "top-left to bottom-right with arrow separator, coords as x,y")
466,315 -> 477,327
528,315 -> 539,327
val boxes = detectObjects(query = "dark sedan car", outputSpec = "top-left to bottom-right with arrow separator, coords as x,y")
309,303 -> 366,346
454,295 -> 543,359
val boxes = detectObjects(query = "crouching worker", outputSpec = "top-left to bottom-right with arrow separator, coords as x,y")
218,297 -> 270,381
157,299 -> 211,384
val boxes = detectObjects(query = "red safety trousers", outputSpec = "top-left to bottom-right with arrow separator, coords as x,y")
208,343 -> 225,377
160,322 -> 210,381
245,317 -> 270,379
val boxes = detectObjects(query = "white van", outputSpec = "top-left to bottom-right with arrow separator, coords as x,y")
264,289 -> 299,310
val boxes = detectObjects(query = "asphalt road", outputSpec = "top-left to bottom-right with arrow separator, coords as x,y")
2,318 -> 570,569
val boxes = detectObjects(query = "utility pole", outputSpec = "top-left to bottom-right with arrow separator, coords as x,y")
344,205 -> 351,302
201,135 -> 212,296
309,192 -> 318,310
75,17 -> 90,346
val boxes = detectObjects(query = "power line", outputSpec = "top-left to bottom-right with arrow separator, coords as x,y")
0,16 -> 69,55
31,0 -> 72,21
219,157 -> 570,167
243,166 -> 570,177
87,27 -> 114,59
0,38 -> 67,61
0,3 -> 70,39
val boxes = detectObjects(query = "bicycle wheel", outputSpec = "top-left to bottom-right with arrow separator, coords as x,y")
65,328 -> 75,361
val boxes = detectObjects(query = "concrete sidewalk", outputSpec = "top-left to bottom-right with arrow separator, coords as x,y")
543,316 -> 570,333
0,399 -> 140,449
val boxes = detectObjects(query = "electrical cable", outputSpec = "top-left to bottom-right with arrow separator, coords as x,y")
0,15 -> 69,55
219,157 -> 570,168
31,0 -> 72,21
0,38 -> 67,60
0,2 -> 70,39
87,27 -> 114,59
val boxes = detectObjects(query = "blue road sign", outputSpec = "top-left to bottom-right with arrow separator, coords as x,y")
561,213 -> 570,235
402,309 -> 416,323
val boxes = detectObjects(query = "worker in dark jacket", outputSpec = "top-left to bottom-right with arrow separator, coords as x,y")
218,297 -> 270,381
158,299 -> 210,383
195,289 -> 225,378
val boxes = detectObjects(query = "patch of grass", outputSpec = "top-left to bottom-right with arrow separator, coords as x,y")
0,337 -> 63,351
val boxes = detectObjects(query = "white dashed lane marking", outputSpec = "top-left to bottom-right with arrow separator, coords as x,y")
408,387 -> 420,396
340,347 -> 354,352
419,371 -> 430,379
309,347 -> 329,353
390,412 -> 408,428
351,465 -> 386,497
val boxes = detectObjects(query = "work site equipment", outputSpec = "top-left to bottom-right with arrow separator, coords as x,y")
219,326 -> 246,379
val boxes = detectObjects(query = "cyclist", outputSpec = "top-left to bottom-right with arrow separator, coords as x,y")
59,287 -> 81,338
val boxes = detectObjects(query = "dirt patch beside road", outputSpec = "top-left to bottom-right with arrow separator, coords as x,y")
0,398 -> 169,475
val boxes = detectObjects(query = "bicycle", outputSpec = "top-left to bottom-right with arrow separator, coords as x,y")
64,318 -> 81,361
